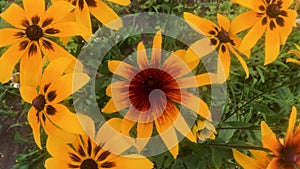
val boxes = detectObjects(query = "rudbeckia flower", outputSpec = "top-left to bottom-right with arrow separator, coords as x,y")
192,119 -> 217,143
102,30 -> 216,158
261,106 -> 300,168
52,0 -> 130,35
183,13 -> 249,82
0,0 -> 91,85
232,149 -> 271,169
286,44 -> 300,65
231,0 -> 297,65
45,117 -> 153,169
20,57 -> 90,149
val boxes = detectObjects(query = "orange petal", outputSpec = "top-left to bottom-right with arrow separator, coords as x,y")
231,11 -> 260,34
228,44 -> 249,79
89,1 -> 123,30
106,0 -> 131,6
151,30 -> 162,68
261,121 -> 282,156
266,158 -> 281,169
46,137 -> 70,160
177,73 -> 218,88
285,106 -> 297,145
230,0 -> 263,12
0,4 -> 26,29
0,29 -> 23,47
44,158 -> 68,169
108,60 -> 138,80
23,0 -> 45,19
136,41 -> 149,70
44,1 -> 75,23
74,1 -> 92,40
232,149 -> 258,169
217,14 -> 230,32
279,10 -> 297,44
27,107 -> 42,149
183,12 -> 217,36
20,86 -> 38,103
264,26 -> 280,65
217,44 -> 231,83
113,154 -> 153,169
136,122 -> 153,152
39,38 -> 75,61
173,112 -> 196,143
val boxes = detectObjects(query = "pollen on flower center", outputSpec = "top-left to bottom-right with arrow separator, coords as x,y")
26,25 -> 43,41
266,4 -> 280,18
144,77 -> 160,94
283,148 -> 298,165
32,94 -> 46,112
216,30 -> 231,43
80,158 -> 98,169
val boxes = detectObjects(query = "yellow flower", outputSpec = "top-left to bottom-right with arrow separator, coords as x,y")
52,0 -> 131,35
102,30 -> 215,158
192,119 -> 217,142
183,13 -> 249,82
286,44 -> 300,65
261,106 -> 300,168
232,149 -> 271,169
45,118 -> 153,169
0,0 -> 91,85
231,0 -> 297,65
20,57 -> 90,149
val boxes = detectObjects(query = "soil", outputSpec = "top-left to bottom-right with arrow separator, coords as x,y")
0,91 -> 32,169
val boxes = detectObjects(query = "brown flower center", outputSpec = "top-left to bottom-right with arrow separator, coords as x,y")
216,30 -> 231,44
80,159 -> 98,169
26,25 -> 43,41
283,148 -> 298,166
32,94 -> 46,112
129,68 -> 180,112
266,4 -> 280,18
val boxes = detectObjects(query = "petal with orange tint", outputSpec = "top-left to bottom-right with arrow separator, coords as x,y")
106,81 -> 129,97
40,57 -> 72,89
266,158 -> 281,169
264,27 -> 280,65
106,0 -> 131,6
161,50 -> 191,78
113,154 -> 153,169
281,0 -> 293,8
217,45 -> 231,83
151,30 -> 162,68
184,38 -> 215,70
46,73 -> 90,103
285,106 -> 297,145
228,44 -> 249,78
108,60 -> 138,80
177,73 -> 217,88
20,86 -> 38,103
136,122 -> 153,152
232,149 -> 258,169
184,12 -> 217,36
46,104 -> 84,134
46,137 -> 70,161
261,121 -> 282,156
45,22 -> 92,41
27,107 -> 42,149
74,1 -> 92,40
89,1 -> 122,30
230,0 -> 263,12
23,0 -> 45,19
44,158 -> 69,169
173,112 -> 196,143
0,42 -> 23,83
44,1 -> 75,23
0,4 -> 26,29
279,10 -> 297,44
121,114 -> 137,136
217,14 -> 230,31
286,58 -> 300,65
0,29 -> 24,47
137,41 -> 149,70
231,11 -> 260,34
102,96 -> 130,113
239,17 -> 266,53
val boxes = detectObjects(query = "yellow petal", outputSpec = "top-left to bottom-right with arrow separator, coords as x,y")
46,137 -> 70,161
102,96 -> 130,113
285,106 -> 297,144
184,38 -> 215,70
45,22 -> 92,41
231,11 -> 259,34
20,86 -> 37,103
217,44 -> 231,83
0,4 -> 26,29
177,73 -> 218,88
0,42 -> 23,83
39,38 -> 75,61
136,122 -> 153,152
137,41 -> 149,70
44,1 -> 75,23
74,1 -> 92,40
23,0 -> 45,19
261,121 -> 282,156
40,57 -> 72,89
89,1 -> 123,30
239,17 -> 266,53
286,58 -> 300,65
264,26 -> 280,65
230,0 -> 263,12
0,29 -> 23,47
46,72 -> 89,103
228,44 -> 249,78
121,114 -> 136,136
108,60 -> 138,80
27,107 -> 42,149
279,10 -> 297,44
282,0 -> 293,8
232,149 -> 258,169
106,0 -> 131,6
44,158 -> 68,169
105,81 -> 129,97
113,154 -> 153,169
173,113 -> 196,143
151,30 -> 162,68
217,14 -> 230,31
184,12 -> 217,36
46,104 -> 84,134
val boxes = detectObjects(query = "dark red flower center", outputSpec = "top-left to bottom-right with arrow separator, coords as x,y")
80,158 -> 98,169
266,4 -> 280,18
129,68 -> 180,112
32,94 -> 46,112
216,30 -> 231,44
26,25 -> 43,41
283,148 -> 299,166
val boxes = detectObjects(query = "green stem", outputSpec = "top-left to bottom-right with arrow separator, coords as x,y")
201,142 -> 270,152
224,76 -> 300,121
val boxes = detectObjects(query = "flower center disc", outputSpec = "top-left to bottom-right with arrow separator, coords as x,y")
266,4 -> 280,18
217,30 -> 231,43
26,25 -> 43,41
80,159 -> 98,169
283,148 -> 298,166
32,94 -> 46,112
